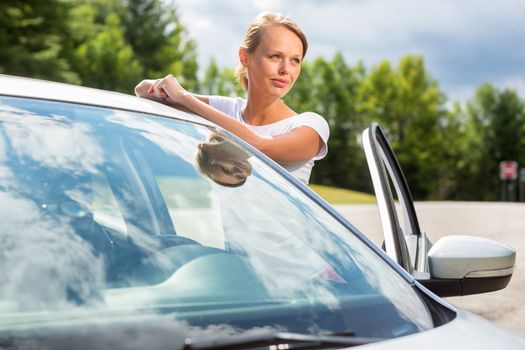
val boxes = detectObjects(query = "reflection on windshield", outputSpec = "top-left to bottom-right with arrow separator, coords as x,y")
195,132 -> 253,187
0,191 -> 105,312
0,102 -> 106,312
0,96 -> 433,340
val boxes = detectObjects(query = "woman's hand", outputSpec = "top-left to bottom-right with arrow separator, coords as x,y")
134,78 -> 174,105
148,75 -> 189,106
135,79 -> 160,98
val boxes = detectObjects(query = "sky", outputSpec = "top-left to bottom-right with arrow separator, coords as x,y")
174,0 -> 525,104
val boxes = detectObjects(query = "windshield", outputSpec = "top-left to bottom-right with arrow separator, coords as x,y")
0,96 -> 433,343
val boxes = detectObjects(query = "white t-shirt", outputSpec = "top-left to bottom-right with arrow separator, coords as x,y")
208,96 -> 329,184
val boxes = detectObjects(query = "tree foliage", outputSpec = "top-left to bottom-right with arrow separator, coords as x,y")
0,0 -> 198,94
359,55 -> 447,198
450,85 -> 525,200
73,12 -> 143,92
121,0 -> 198,89
0,0 -> 78,83
199,59 -> 244,97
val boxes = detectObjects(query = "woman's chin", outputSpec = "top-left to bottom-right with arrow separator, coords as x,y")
267,87 -> 290,99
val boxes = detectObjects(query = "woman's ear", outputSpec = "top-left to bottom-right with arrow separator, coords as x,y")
239,47 -> 249,68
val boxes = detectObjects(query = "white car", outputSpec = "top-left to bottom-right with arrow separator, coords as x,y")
0,75 -> 523,349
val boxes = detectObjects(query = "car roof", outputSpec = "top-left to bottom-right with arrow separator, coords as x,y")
0,74 -> 214,126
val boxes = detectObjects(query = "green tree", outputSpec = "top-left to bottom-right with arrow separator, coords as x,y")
457,84 -> 525,200
433,102 -> 467,199
73,13 -> 143,93
121,0 -> 198,89
0,0 -> 78,83
200,59 -> 244,97
1,0 -> 199,94
359,55 -> 446,199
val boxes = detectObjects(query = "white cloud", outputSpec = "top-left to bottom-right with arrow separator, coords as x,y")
495,77 -> 525,96
175,0 -> 525,102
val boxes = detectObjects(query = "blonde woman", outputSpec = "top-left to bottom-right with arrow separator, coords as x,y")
135,12 -> 329,184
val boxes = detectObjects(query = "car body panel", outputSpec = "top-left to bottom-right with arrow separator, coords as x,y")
364,310 -> 525,349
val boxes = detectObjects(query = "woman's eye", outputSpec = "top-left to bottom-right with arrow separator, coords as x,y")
269,54 -> 280,59
292,58 -> 301,64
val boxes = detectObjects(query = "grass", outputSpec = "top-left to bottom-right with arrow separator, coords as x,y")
308,184 -> 376,204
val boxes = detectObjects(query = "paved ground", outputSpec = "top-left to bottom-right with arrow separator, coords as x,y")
334,201 -> 525,335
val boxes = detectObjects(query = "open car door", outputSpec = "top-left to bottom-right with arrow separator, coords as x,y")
362,122 -> 516,297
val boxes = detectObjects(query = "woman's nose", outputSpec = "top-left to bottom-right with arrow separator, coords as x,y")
278,60 -> 289,75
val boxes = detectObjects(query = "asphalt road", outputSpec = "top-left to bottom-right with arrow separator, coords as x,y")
334,201 -> 525,336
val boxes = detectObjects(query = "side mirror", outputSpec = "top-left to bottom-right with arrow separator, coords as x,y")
417,235 -> 515,297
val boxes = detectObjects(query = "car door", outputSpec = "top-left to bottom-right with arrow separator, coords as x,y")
362,122 -> 432,279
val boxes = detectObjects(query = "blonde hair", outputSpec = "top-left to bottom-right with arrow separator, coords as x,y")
235,12 -> 308,91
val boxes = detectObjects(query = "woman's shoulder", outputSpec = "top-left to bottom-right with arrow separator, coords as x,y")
291,112 -> 329,129
288,111 -> 330,141
295,111 -> 325,120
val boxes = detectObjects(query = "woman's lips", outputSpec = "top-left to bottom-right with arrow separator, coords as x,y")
271,78 -> 289,88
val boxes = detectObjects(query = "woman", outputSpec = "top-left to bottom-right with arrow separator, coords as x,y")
135,12 -> 329,184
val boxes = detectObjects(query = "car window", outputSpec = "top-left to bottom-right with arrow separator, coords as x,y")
0,96 -> 434,340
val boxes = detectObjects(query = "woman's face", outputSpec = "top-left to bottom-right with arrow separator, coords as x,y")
243,25 -> 303,99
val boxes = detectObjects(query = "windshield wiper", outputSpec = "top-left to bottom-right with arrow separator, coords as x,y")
183,331 -> 382,350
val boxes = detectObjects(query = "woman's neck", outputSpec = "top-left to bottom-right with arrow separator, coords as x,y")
242,93 -> 296,126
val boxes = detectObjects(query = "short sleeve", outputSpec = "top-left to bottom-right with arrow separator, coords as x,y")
295,113 -> 330,160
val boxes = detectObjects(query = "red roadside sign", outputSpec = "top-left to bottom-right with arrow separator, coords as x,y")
499,160 -> 518,180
